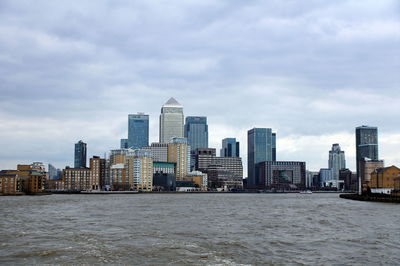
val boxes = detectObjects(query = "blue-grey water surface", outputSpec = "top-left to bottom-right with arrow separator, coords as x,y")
0,193 -> 399,265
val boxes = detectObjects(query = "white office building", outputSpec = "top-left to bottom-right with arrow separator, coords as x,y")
159,97 -> 184,144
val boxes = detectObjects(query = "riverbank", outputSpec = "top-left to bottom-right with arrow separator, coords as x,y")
340,193 -> 400,203
1,190 -> 353,196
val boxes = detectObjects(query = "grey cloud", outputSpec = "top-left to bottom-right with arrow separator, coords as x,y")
0,0 -> 399,170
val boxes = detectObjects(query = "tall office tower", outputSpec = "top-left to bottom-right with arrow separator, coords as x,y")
328,144 -> 346,183
185,116 -> 208,171
247,128 -> 273,186
184,116 -> 208,151
128,113 -> 149,149
120,139 -> 129,149
48,164 -> 58,180
168,138 -> 190,181
159,97 -> 184,143
220,138 -> 240,157
272,133 -> 277,161
74,140 -> 87,168
356,126 -> 378,179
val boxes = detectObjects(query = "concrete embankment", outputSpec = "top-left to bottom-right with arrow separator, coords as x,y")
340,193 -> 400,203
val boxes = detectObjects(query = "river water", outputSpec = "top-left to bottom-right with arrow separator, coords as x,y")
0,193 -> 399,265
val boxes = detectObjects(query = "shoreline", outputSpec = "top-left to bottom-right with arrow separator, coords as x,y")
1,190 -> 353,196
340,193 -> 400,203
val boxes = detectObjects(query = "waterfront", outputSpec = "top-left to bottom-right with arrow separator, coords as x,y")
0,194 -> 399,265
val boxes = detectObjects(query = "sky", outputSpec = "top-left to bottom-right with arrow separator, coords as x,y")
0,0 -> 399,173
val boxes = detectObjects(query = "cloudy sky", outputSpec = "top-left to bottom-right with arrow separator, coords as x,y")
0,0 -> 399,173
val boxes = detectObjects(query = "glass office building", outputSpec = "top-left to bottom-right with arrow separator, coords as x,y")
328,143 -> 346,184
128,113 -> 149,149
184,116 -> 208,152
272,133 -> 276,161
120,138 -> 129,149
247,128 -> 275,186
220,138 -> 240,157
74,140 -> 87,168
355,125 -> 378,178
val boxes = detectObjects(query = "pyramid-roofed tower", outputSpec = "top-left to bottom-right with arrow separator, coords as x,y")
163,97 -> 182,107
159,97 -> 184,143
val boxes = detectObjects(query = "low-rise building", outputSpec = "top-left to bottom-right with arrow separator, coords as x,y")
63,167 -> 92,191
319,168 -> 341,189
185,171 -> 208,191
256,161 -> 306,190
339,168 -> 356,191
360,158 -> 384,189
110,163 -> 128,190
369,166 -> 400,194
194,148 -> 216,172
0,170 -> 19,195
46,179 -> 65,191
0,163 -> 46,194
207,165 -> 243,191
176,180 -> 197,192
17,164 -> 46,193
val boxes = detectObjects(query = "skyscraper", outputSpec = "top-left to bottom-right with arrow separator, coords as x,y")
184,116 -> 208,152
247,128 -> 274,186
120,138 -> 128,149
355,126 -> 378,178
272,133 -> 277,161
128,113 -> 149,149
48,164 -> 58,180
159,98 -> 184,143
220,138 -> 239,157
328,144 -> 346,184
74,140 -> 87,168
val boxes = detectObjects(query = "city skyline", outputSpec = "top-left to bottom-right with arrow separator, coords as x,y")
0,97 -> 398,173
0,1 -> 399,171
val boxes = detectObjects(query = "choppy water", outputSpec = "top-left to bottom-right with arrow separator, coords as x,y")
0,193 -> 399,265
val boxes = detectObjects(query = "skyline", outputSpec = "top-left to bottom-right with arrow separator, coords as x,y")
0,1 -> 399,171
0,95 -> 395,173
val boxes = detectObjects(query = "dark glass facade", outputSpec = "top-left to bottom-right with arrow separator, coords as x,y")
128,114 -> 149,149
221,138 -> 240,157
247,128 -> 274,186
120,139 -> 128,149
74,140 -> 87,168
355,126 -> 378,178
272,133 -> 276,161
184,116 -> 208,152
185,116 -> 208,171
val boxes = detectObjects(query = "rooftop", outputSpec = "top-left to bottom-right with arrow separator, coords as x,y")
163,97 -> 182,107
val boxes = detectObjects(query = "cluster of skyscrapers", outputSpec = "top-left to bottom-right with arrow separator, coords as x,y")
307,125 -> 384,192
59,97 -> 309,192
59,98 -> 245,192
1,98 -> 397,195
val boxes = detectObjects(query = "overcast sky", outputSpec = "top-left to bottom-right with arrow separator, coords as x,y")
0,0 -> 399,173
